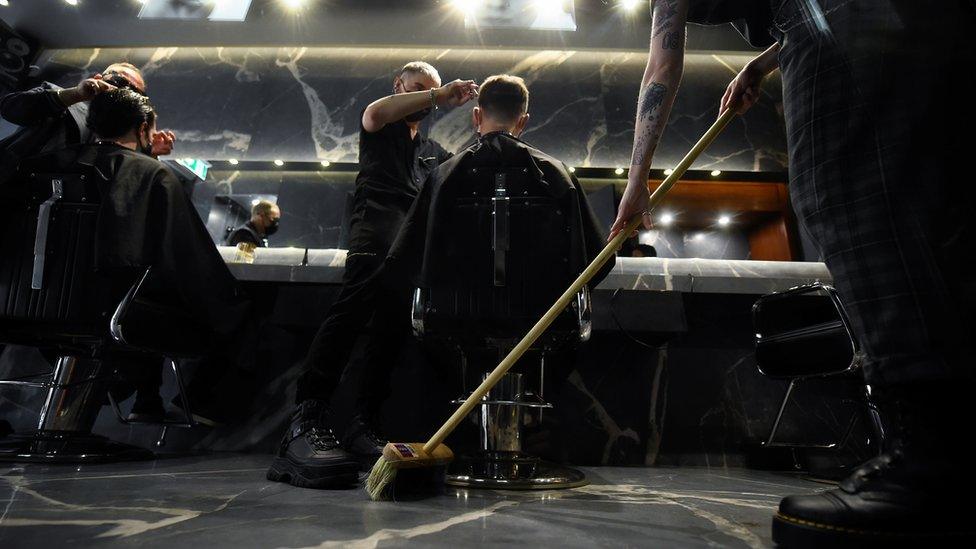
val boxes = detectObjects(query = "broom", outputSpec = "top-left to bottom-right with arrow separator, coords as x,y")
366,107 -> 739,501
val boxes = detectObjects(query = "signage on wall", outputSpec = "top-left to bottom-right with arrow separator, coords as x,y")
0,21 -> 38,97
139,0 -> 253,22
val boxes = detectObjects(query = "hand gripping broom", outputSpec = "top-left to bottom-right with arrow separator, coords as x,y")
366,108 -> 739,501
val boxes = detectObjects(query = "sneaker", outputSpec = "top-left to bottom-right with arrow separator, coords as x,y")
341,414 -> 387,469
266,400 -> 360,489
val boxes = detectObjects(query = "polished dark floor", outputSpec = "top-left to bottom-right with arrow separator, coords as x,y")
0,454 -> 828,548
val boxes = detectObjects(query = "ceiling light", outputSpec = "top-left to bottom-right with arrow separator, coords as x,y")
273,159 -> 284,166
0,0 -> 11,7
228,158 -> 239,165
614,167 -> 624,176
568,166 -> 576,173
450,0 -> 482,15
251,199 -> 260,206
620,0 -> 642,12
663,168 -> 674,176
64,0 -> 78,5
694,233 -> 705,241
718,215 -> 731,226
320,160 -> 331,167
281,0 -> 304,10
659,213 -> 674,226
710,169 -> 722,176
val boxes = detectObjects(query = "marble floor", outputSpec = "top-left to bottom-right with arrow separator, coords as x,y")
0,454 -> 829,548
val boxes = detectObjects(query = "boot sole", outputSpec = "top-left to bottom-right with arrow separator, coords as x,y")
772,512 -> 975,548
266,456 -> 360,489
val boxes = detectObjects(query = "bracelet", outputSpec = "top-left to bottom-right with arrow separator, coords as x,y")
429,87 -> 438,110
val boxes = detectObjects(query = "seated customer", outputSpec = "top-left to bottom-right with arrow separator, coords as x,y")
226,200 -> 280,248
388,74 -> 611,288
17,88 -> 253,425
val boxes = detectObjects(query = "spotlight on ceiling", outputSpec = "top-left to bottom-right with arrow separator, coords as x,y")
273,159 -> 284,167
663,168 -> 674,176
450,0 -> 482,15
620,0 -> 643,12
718,215 -> 731,227
320,160 -> 331,167
614,167 -> 625,176
0,0 -> 10,6
659,212 -> 674,226
694,233 -> 705,241
64,0 -> 78,5
281,0 -> 304,10
710,169 -> 722,177
568,166 -> 576,173
228,158 -> 239,165
251,198 -> 261,206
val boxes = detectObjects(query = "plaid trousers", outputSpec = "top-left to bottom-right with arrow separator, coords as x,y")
773,0 -> 976,385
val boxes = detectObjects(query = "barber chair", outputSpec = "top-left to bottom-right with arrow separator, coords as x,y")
752,283 -> 885,452
411,166 -> 590,490
0,170 -> 210,463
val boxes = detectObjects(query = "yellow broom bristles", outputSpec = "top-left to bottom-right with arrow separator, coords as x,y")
365,456 -> 398,501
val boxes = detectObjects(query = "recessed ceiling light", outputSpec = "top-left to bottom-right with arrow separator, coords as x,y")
614,167 -> 624,176
718,215 -> 731,226
320,160 -> 331,167
663,168 -> 674,176
228,158 -> 239,165
710,170 -> 722,177
659,213 -> 674,226
273,159 -> 284,166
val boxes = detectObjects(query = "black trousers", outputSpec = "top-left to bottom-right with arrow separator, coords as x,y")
295,250 -> 411,416
773,0 -> 976,385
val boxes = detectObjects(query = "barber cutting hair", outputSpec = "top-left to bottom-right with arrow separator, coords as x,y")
267,61 -> 478,489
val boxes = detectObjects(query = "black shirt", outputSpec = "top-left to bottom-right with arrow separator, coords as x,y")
226,221 -> 266,248
348,115 -> 451,255
687,0 -> 776,48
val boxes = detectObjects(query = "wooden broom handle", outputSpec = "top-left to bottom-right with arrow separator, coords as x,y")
424,108 -> 739,453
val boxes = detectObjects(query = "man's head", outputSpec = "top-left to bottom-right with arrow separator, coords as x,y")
87,88 -> 157,156
98,62 -> 146,95
251,200 -> 281,237
394,61 -> 442,123
472,74 -> 530,136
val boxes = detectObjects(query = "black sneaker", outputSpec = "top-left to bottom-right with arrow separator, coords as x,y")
341,415 -> 387,469
267,400 -> 360,489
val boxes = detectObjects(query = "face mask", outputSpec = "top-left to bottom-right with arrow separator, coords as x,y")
405,107 -> 432,123
264,218 -> 280,236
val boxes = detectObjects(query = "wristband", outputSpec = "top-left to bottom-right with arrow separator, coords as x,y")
429,87 -> 439,110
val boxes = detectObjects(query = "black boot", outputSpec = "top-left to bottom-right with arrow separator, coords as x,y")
772,383 -> 976,547
341,414 -> 387,469
267,400 -> 360,488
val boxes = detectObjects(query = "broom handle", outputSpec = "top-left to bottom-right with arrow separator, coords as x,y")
424,108 -> 738,454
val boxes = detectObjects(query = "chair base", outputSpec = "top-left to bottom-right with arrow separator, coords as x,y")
446,451 -> 587,490
0,431 -> 154,464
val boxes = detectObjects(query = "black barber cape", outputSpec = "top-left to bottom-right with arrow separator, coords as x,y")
15,143 -> 249,336
349,114 -> 452,256
386,132 -> 614,290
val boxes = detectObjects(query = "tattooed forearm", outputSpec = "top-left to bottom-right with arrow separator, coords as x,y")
652,0 -> 680,38
631,82 -> 669,168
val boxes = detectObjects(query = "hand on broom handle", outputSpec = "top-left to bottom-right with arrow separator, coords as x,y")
422,108 -> 740,454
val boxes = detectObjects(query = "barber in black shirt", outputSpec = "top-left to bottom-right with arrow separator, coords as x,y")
267,62 -> 478,489
226,199 -> 280,248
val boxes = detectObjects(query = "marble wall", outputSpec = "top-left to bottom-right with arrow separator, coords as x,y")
28,46 -> 787,171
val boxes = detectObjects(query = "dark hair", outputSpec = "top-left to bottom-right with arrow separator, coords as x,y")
478,74 -> 529,124
86,88 -> 156,139
633,244 -> 657,258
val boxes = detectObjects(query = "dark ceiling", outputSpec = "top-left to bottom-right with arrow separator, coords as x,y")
1,0 -> 762,53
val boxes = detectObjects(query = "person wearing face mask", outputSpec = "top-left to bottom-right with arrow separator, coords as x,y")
267,61 -> 478,489
12,88 -> 255,426
227,200 -> 281,248
0,62 -> 176,185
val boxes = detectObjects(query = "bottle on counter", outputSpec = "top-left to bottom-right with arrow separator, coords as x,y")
234,241 -> 257,264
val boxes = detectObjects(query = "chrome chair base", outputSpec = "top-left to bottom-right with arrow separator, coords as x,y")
0,431 -> 153,463
446,451 -> 587,490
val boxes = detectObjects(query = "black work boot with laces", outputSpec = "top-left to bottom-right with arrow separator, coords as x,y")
772,383 -> 976,547
341,414 -> 387,469
267,400 -> 360,489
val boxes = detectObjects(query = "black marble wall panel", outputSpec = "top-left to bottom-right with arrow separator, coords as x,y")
28,46 -> 787,171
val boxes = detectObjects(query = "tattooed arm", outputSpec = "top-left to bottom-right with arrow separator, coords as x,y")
610,0 -> 689,239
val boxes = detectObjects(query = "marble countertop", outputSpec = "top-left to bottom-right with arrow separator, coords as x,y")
219,247 -> 832,295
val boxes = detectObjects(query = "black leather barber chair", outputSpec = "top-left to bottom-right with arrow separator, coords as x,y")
412,166 -> 591,490
753,283 -> 885,451
0,170 -> 209,463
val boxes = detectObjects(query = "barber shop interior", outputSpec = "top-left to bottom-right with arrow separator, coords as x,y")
1,0 -> 973,547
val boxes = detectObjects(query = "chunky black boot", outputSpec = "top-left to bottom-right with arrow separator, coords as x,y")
772,383 -> 976,547
267,400 -> 360,488
341,414 -> 387,469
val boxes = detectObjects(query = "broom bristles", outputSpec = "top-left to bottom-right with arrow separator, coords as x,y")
365,456 -> 398,501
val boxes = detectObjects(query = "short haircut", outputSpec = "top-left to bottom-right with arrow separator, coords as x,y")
478,74 -> 529,124
86,88 -> 156,139
252,200 -> 278,217
399,61 -> 440,83
106,62 -> 146,90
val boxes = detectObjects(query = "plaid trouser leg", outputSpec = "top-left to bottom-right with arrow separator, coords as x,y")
773,0 -> 976,385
